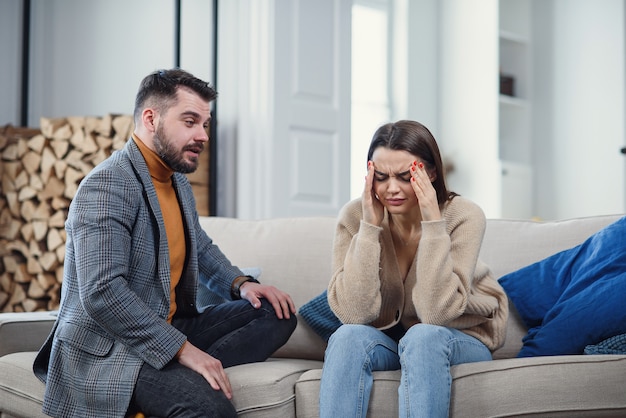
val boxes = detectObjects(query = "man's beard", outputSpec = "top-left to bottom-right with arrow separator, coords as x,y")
153,123 -> 203,173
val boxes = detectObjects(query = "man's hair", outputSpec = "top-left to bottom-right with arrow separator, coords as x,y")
133,68 -> 217,122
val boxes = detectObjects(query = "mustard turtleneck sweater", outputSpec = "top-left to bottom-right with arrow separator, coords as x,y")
133,134 -> 186,323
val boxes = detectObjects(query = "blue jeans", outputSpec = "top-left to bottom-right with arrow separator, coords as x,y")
319,323 -> 492,418
128,299 -> 297,417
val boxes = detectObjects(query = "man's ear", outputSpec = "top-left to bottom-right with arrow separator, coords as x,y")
142,108 -> 158,132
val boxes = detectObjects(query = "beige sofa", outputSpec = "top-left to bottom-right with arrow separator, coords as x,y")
1,214 -> 626,417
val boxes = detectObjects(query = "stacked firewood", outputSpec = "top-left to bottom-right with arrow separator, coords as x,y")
0,115 -> 210,313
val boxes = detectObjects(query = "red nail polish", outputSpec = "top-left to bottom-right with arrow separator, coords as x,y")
418,162 -> 424,169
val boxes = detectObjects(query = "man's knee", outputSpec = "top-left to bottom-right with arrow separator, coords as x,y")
259,299 -> 298,337
189,391 -> 237,418
132,362 -> 237,418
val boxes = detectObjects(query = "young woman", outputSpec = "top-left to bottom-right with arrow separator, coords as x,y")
320,120 -> 508,417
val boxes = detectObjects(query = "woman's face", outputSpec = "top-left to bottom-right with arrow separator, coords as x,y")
371,147 -> 422,214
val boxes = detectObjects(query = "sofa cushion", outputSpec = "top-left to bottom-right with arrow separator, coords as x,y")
450,354 -> 626,417
227,358 -> 323,417
0,351 -> 322,418
0,352 -> 48,418
0,312 -> 57,357
499,216 -> 626,357
294,355 -> 626,418
295,369 -> 400,418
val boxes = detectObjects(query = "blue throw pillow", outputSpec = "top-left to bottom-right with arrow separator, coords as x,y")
499,216 -> 626,357
299,290 -> 342,342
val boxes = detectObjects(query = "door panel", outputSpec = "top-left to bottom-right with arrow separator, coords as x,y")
276,0 -> 351,217
227,0 -> 352,219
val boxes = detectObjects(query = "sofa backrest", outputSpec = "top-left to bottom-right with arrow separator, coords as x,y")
481,214 -> 623,358
479,215 -> 623,279
199,213 -> 623,361
199,216 -> 335,360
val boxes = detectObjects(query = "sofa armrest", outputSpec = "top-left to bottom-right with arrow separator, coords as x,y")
0,311 -> 57,357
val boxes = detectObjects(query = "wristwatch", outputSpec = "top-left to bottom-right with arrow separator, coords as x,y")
230,276 -> 260,299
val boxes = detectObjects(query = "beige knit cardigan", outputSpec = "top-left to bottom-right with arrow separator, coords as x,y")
327,196 -> 509,351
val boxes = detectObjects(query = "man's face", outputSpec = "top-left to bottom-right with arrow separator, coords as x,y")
153,88 -> 211,173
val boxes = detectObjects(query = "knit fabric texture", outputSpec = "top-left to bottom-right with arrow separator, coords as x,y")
584,333 -> 626,355
299,290 -> 342,342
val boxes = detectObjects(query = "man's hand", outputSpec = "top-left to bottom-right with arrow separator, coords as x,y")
239,282 -> 296,319
176,341 -> 232,399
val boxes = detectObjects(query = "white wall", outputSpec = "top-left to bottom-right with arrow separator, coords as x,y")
1,0 -> 214,127
1,0 -> 624,220
0,0 -> 24,126
28,0 -> 173,124
404,0 -> 440,136
438,0 -> 502,218
533,0 -> 625,220
402,0 -> 625,221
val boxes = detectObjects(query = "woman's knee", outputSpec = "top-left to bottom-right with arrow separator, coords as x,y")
328,324 -> 373,346
327,324 -> 391,357
400,324 -> 451,351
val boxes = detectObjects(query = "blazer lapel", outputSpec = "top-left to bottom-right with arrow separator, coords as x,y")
126,140 -> 172,299
173,173 -> 198,298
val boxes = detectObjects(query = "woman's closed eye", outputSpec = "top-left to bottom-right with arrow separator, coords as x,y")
374,171 -> 412,182
398,172 -> 412,182
374,173 -> 389,182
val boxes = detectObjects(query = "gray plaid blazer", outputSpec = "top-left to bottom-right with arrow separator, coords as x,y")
33,139 -> 244,417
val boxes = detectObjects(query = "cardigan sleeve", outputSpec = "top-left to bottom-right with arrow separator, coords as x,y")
411,197 -> 498,326
327,199 -> 385,325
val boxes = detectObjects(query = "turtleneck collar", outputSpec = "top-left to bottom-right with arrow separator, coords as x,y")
132,134 -> 174,183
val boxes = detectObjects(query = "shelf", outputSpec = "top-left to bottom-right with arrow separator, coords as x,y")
499,30 -> 529,45
499,94 -> 527,107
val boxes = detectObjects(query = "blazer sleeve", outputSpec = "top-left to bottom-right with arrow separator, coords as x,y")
193,212 -> 245,300
174,173 -> 245,303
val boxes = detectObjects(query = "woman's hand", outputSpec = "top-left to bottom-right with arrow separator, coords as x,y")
362,161 -> 384,226
410,161 -> 441,221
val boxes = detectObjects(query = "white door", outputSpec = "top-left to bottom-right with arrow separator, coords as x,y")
217,0 -> 352,219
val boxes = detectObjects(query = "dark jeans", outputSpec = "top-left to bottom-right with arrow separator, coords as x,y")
128,299 -> 297,417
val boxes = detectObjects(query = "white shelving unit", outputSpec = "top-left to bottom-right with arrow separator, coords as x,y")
498,0 -> 533,218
